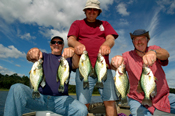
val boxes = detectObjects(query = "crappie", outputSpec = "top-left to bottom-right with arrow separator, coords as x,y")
79,51 -> 92,89
138,66 -> 157,106
29,59 -> 45,99
95,53 -> 107,88
57,57 -> 70,93
114,64 -> 129,104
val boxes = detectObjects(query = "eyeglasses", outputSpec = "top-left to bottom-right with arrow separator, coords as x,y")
50,41 -> 63,45
86,8 -> 99,11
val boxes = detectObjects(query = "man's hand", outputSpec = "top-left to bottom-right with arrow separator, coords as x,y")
111,55 -> 124,69
143,50 -> 157,66
62,47 -> 75,59
99,45 -> 111,56
26,48 -> 42,63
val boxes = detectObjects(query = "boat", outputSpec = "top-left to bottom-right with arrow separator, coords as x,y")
22,102 -> 131,116
22,101 -> 175,116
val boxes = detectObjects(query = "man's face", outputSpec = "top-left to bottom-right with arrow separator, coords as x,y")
132,36 -> 148,53
50,38 -> 64,55
85,8 -> 99,22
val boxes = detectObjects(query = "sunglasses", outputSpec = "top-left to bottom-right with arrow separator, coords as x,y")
86,8 -> 99,11
50,41 -> 63,45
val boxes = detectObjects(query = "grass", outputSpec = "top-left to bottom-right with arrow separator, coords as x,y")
0,88 -> 9,91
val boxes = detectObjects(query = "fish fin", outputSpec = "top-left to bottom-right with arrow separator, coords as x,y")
102,70 -> 107,82
127,82 -> 130,94
30,82 -> 34,89
96,82 -> 103,88
83,81 -> 89,89
142,98 -> 152,106
40,75 -> 46,88
65,79 -> 69,84
154,76 -> 157,81
121,97 -> 128,104
90,68 -> 97,78
79,73 -> 84,80
115,88 -> 121,98
151,84 -> 157,98
33,69 -> 37,75
58,85 -> 64,93
106,64 -> 109,68
32,91 -> 40,99
113,76 -> 116,81
56,73 -> 60,82
137,81 -> 143,93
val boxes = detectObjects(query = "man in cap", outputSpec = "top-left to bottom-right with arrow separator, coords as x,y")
111,29 -> 175,115
4,36 -> 88,116
67,0 -> 119,115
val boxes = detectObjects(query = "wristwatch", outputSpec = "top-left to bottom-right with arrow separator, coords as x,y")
149,49 -> 157,55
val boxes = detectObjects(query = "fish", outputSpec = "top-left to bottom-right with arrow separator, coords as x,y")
114,64 -> 129,104
137,66 -> 157,106
79,50 -> 92,89
29,59 -> 45,99
95,53 -> 107,88
57,57 -> 70,93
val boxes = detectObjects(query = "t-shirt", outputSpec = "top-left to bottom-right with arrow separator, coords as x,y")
123,45 -> 170,114
38,53 -> 73,96
68,19 -> 118,68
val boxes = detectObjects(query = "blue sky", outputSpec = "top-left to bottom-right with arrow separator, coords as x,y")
0,0 -> 175,88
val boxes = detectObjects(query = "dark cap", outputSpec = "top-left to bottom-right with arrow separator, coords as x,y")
50,36 -> 64,42
130,29 -> 150,40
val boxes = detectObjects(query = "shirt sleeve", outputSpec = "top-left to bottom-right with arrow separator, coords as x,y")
103,21 -> 118,39
67,20 -> 80,38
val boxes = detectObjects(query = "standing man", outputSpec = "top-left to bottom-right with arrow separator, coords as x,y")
4,36 -> 88,116
67,0 -> 119,115
111,29 -> 175,116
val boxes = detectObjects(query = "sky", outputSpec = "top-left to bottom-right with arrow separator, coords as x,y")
0,0 -> 175,88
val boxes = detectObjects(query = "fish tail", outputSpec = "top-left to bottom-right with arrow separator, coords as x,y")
32,91 -> 40,99
79,74 -> 84,81
83,81 -> 89,89
121,97 -> 127,104
142,98 -> 152,106
58,85 -> 64,93
96,82 -> 103,88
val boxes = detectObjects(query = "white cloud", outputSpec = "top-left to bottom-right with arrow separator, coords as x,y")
0,44 -> 26,58
0,65 -> 15,75
0,65 -> 25,76
118,19 -> 129,26
116,3 -> 129,16
0,0 -> 85,30
19,33 -> 36,40
156,0 -> 175,14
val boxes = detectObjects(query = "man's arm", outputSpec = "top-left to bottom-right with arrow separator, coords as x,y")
154,48 -> 170,60
143,48 -> 170,66
99,34 -> 115,55
68,35 -> 86,55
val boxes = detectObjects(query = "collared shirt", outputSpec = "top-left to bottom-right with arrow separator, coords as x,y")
67,19 -> 118,68
123,45 -> 170,114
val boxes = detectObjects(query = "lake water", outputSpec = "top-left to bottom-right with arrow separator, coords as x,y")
0,91 -> 102,116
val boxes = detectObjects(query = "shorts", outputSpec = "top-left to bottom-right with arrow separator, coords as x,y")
75,68 -> 118,104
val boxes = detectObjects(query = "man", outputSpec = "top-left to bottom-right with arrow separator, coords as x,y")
67,0 -> 119,115
4,36 -> 88,116
111,29 -> 175,116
